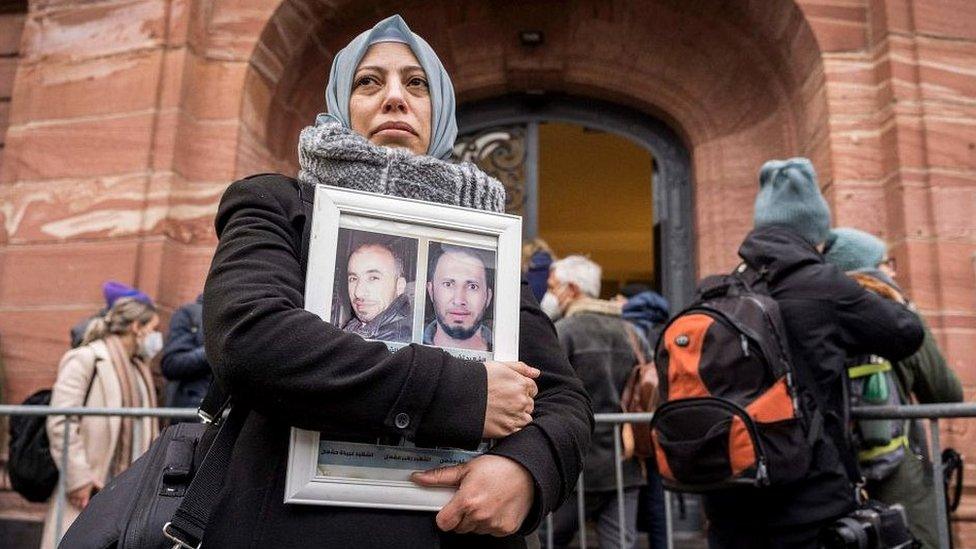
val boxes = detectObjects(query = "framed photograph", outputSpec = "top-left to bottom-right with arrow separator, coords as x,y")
285,184 -> 522,511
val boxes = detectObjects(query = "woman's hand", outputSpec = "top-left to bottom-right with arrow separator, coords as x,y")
411,454 -> 535,536
67,482 -> 97,509
482,361 -> 539,439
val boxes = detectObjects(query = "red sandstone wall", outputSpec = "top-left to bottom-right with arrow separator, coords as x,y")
848,1 -> 976,542
0,9 -> 25,182
0,0 -> 216,402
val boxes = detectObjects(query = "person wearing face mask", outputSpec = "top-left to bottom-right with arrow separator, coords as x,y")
199,14 -> 591,549
539,255 -> 648,549
40,297 -> 161,549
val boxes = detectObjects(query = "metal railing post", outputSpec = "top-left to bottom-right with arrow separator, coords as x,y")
665,489 -> 674,549
930,419 -> 950,549
53,414 -> 70,545
613,423 -> 626,549
577,473 -> 587,548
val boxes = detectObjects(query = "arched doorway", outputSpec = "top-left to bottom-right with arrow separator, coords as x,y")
234,0 -> 831,282
455,94 -> 694,308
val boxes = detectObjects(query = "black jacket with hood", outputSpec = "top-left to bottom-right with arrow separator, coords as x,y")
201,174 -> 592,548
704,225 -> 924,528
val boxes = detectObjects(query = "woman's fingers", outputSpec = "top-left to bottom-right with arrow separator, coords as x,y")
411,464 -> 466,487
505,361 -> 540,379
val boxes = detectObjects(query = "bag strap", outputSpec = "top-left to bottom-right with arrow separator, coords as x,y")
620,325 -> 652,415
72,355 -> 101,418
195,379 -> 227,424
82,357 -> 100,406
734,262 -> 771,294
163,390 -> 241,549
943,448 -> 964,513
623,325 -> 647,365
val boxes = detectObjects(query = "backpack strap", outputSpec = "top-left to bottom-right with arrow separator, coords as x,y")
195,379 -> 227,425
737,262 -> 864,485
733,262 -> 771,294
81,357 -> 100,408
72,349 -> 101,415
806,407 -> 824,449
623,325 -> 647,366
163,392 -> 241,549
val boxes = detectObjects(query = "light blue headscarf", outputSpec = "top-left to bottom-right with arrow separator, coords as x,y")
319,14 -> 457,160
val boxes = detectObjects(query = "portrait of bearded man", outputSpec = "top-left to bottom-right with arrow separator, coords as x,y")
424,243 -> 495,352
338,233 -> 416,343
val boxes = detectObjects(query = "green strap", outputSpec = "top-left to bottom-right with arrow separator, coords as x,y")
858,435 -> 909,461
848,361 -> 892,379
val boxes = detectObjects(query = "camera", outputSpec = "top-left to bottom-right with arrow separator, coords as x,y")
820,502 -> 919,549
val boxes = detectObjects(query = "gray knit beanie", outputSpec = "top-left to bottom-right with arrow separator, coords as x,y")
823,227 -> 886,272
753,157 -> 831,246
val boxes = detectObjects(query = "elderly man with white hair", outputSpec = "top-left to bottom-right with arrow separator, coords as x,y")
540,255 -> 648,549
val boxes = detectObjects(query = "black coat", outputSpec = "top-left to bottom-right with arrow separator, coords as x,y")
161,295 -> 211,409
201,174 -> 592,548
555,309 -> 646,492
70,310 -> 104,349
704,226 -> 924,528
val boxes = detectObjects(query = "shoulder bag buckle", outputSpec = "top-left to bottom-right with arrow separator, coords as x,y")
163,521 -> 202,549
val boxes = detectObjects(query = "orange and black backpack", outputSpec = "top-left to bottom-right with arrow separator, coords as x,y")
650,264 -> 822,492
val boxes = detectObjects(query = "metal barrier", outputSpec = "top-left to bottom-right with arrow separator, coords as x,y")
1,403 -> 973,548
540,404 -> 976,549
0,405 -> 197,545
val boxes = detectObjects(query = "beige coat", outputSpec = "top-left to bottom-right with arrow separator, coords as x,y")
40,339 -> 157,549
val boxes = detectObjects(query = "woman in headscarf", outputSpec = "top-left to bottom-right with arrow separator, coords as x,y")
201,15 -> 591,548
41,297 -> 161,549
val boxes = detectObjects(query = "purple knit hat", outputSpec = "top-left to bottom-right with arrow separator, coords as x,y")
102,280 -> 153,308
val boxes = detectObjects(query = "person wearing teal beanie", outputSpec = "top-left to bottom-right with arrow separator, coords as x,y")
824,227 -> 962,549
824,228 -> 887,273
753,157 -> 832,246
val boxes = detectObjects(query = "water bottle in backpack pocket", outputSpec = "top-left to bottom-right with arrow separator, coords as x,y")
650,266 -> 820,492
847,356 -> 909,482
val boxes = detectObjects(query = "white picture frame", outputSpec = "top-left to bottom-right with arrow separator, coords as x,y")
285,184 -> 522,511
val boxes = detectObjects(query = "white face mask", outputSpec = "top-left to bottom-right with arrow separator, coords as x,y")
138,331 -> 164,360
540,291 -> 563,321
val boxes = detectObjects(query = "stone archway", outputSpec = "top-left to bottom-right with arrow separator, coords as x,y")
235,0 -> 832,276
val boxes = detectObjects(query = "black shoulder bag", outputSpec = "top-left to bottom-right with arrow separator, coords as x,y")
9,358 -> 100,503
58,383 -> 243,549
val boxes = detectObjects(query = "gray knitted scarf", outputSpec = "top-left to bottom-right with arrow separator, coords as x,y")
297,120 -> 506,213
